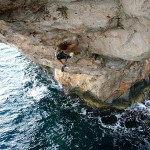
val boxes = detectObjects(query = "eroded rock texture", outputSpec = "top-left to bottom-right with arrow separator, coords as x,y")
0,0 -> 150,108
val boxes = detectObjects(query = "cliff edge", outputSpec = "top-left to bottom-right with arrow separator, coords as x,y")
0,0 -> 150,108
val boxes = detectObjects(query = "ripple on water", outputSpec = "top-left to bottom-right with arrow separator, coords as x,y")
0,43 -> 150,150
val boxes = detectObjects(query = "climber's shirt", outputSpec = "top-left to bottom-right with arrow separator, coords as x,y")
56,51 -> 72,60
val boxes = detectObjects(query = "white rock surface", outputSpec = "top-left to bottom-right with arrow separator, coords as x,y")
87,29 -> 150,61
45,0 -> 119,31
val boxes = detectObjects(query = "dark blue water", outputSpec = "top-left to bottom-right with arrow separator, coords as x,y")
0,43 -> 150,150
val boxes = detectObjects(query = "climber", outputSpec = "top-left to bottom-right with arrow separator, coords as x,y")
56,36 -> 79,72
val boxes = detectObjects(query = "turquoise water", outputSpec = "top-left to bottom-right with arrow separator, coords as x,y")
0,43 -> 150,150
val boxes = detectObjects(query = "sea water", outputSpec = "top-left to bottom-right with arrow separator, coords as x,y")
0,43 -> 149,150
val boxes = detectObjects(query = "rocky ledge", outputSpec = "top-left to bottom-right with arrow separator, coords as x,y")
0,0 -> 150,109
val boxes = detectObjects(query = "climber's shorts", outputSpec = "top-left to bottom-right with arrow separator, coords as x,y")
56,51 -> 71,60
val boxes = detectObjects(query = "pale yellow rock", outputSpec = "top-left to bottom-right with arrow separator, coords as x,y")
55,69 -> 106,99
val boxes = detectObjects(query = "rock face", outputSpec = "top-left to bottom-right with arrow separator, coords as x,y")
0,0 -> 150,108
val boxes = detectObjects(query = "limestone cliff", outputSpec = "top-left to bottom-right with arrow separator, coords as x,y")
0,0 -> 150,108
